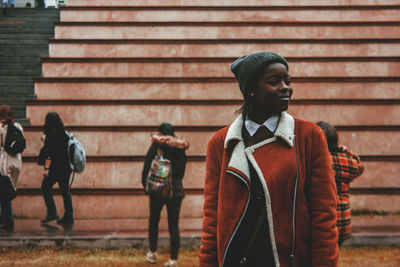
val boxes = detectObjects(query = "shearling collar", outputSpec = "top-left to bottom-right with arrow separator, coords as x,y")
224,111 -> 295,148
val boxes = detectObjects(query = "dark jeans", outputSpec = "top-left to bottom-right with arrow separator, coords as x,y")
41,169 -> 73,219
149,195 -> 183,260
0,199 -> 12,221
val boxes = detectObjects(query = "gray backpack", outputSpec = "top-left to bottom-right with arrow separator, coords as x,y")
65,131 -> 86,186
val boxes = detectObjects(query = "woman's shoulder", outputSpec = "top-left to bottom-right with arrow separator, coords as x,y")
209,126 -> 229,146
294,118 -> 323,134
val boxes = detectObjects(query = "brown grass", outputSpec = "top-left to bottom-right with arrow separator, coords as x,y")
0,246 -> 399,266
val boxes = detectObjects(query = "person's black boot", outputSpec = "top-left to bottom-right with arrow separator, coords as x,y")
57,216 -> 74,225
0,219 -> 14,232
40,215 -> 59,224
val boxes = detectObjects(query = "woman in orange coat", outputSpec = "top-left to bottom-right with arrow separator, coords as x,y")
199,52 -> 338,267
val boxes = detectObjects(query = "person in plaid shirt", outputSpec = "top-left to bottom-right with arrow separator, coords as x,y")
317,121 -> 364,246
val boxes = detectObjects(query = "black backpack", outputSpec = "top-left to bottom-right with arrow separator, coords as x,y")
4,123 -> 26,155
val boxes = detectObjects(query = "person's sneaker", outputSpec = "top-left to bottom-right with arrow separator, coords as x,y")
146,251 -> 157,264
40,215 -> 59,224
164,259 -> 178,267
57,217 -> 74,225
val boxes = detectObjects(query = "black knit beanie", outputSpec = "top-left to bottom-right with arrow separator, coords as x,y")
230,51 -> 289,96
158,122 -> 175,136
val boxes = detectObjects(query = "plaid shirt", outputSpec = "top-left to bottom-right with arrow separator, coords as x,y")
330,146 -> 364,244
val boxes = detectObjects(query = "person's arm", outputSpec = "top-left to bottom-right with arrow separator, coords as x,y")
199,138 -> 222,267
141,143 -> 157,188
338,145 -> 365,182
309,127 -> 339,266
151,134 -> 190,150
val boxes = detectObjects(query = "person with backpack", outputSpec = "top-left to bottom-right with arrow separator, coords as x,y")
142,122 -> 188,267
38,112 -> 74,224
0,105 -> 25,231
316,121 -> 364,246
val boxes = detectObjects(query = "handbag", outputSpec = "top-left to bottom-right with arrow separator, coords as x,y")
145,146 -> 173,199
0,175 -> 16,202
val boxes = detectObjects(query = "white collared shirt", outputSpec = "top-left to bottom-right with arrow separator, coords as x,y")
244,114 -> 280,137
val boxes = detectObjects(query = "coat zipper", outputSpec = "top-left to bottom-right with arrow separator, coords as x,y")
290,135 -> 300,267
222,170 -> 251,267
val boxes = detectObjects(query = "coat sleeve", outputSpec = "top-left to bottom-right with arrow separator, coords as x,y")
141,143 -> 157,188
309,127 -> 339,266
199,137 -> 222,267
338,146 -> 365,183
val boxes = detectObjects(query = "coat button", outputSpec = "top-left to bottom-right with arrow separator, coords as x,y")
256,191 -> 263,200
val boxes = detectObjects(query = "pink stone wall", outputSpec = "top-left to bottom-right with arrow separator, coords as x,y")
26,104 -> 400,126
60,9 -> 400,22
65,0 -> 400,7
50,43 -> 400,58
55,25 -> 400,40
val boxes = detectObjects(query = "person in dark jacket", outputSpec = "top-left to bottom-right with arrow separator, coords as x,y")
38,112 -> 73,224
142,122 -> 188,267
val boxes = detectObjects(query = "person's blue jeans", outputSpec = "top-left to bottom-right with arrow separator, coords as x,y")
2,0 -> 16,6
41,169 -> 73,219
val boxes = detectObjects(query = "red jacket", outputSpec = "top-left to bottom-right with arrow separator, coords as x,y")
199,112 -> 338,267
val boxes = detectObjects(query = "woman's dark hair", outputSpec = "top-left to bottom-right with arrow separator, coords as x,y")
44,112 -> 64,135
158,122 -> 175,137
316,121 -> 339,152
0,105 -> 14,124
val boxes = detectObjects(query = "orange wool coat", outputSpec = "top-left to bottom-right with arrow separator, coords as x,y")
199,112 -> 339,267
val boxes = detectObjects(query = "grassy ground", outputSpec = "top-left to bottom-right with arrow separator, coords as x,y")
0,246 -> 399,266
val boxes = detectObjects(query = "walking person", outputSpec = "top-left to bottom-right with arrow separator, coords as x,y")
0,105 -> 24,231
317,121 -> 364,247
142,122 -> 188,267
199,52 -> 339,267
38,112 -> 73,224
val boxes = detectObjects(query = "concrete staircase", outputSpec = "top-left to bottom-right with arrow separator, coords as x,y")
13,0 -> 400,221
0,8 -> 59,124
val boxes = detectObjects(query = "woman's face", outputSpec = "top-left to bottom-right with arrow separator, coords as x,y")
249,62 -> 293,117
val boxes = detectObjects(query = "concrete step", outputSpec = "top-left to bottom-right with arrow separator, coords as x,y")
25,99 -> 400,126
48,39 -> 400,58
59,6 -> 400,22
40,58 -> 400,78
64,0 -> 400,7
0,7 -> 59,18
0,48 -> 48,57
8,188 -> 400,219
33,77 -> 400,100
0,39 -> 49,45
2,216 -> 400,248
0,55 -> 45,63
0,33 -> 55,40
54,21 -> 400,39
17,157 -> 400,193
1,64 -> 42,76
12,191 -> 204,219
19,157 -> 206,188
21,126 -> 400,157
